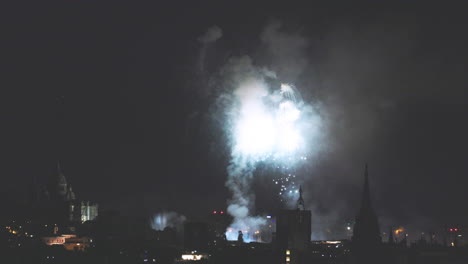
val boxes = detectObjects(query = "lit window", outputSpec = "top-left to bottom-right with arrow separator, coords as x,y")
286,256 -> 290,262
286,249 -> 290,255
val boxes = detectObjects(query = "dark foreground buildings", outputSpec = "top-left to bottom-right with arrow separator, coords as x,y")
276,187 -> 312,263
350,164 -> 381,263
2,164 -> 468,264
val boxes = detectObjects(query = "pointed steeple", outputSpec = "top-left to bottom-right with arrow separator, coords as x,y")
297,186 -> 305,210
55,160 -> 67,185
360,163 -> 372,210
48,160 -> 69,201
352,164 -> 381,247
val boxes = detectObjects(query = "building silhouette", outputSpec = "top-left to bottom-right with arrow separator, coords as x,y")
28,161 -> 98,224
276,186 -> 311,264
351,164 -> 381,263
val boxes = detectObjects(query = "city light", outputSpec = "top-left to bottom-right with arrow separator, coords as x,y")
181,254 -> 208,261
181,254 -> 203,261
394,228 -> 404,235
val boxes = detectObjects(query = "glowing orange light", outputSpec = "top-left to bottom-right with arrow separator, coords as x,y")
394,228 -> 404,235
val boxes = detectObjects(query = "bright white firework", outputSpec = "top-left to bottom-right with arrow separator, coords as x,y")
225,75 -> 320,242
233,82 -> 304,159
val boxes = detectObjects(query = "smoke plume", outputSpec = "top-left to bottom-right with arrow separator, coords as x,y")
150,211 -> 186,231
221,56 -> 269,241
197,25 -> 223,83
219,51 -> 324,241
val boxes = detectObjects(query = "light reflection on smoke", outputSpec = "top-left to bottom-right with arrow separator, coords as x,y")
150,211 -> 186,231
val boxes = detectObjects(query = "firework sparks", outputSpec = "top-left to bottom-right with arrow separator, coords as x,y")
222,57 -> 322,242
233,83 -> 304,159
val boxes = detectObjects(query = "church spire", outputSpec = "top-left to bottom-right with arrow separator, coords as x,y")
48,160 -> 69,201
297,186 -> 305,210
352,164 -> 381,246
361,163 -> 371,210
351,164 -> 381,262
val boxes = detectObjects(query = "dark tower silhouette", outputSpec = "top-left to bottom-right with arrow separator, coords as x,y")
277,187 -> 311,250
351,164 -> 381,262
48,161 -> 69,201
388,226 -> 394,244
297,186 -> 305,211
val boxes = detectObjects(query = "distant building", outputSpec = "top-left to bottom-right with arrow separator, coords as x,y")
444,225 -> 465,247
29,161 -> 98,224
47,162 -> 75,202
27,97 -> 99,225
351,164 -> 381,263
42,234 -> 92,251
276,187 -> 311,251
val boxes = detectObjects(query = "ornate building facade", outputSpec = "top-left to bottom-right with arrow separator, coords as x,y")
29,162 -> 98,224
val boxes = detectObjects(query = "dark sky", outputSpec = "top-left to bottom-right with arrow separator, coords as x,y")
1,1 -> 467,239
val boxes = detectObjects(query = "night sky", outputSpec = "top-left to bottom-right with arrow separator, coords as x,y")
2,1 -> 467,239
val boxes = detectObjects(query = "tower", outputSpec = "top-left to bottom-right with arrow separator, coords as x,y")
47,161 -> 74,202
351,164 -> 381,262
388,226 -> 394,244
56,161 -> 68,198
296,186 -> 305,211
277,187 -> 311,251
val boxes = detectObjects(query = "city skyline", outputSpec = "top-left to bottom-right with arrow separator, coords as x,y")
2,1 -> 468,244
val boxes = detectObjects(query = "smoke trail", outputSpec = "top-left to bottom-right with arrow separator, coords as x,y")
221,56 -> 269,241
197,25 -> 223,86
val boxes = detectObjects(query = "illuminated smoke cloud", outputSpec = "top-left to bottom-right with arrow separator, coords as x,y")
150,211 -> 186,231
221,55 -> 322,242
